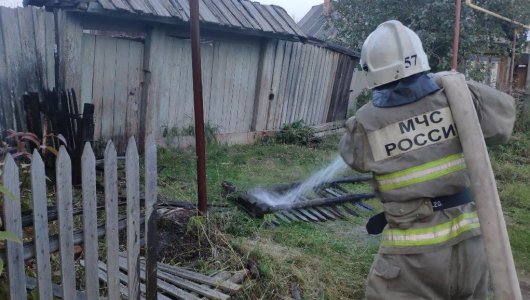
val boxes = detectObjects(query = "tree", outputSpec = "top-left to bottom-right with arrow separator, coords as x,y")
330,0 -> 530,73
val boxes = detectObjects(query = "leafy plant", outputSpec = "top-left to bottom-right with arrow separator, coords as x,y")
274,120 -> 317,146
2,129 -> 66,162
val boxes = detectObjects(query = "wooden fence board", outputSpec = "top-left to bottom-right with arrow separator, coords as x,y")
44,11 -> 55,90
307,46 -> 323,125
285,42 -> 303,124
208,40 -> 223,129
80,34 -> 95,107
252,40 -> 275,131
2,155 -> 27,300
151,260 -> 241,292
316,48 -> 333,124
315,49 -> 331,124
182,39 -> 194,130
126,136 -> 141,300
323,52 -> 339,124
302,45 -> 318,124
273,41 -> 292,129
166,36 -> 180,131
0,8 -> 9,135
61,12 -> 83,100
201,40 -> 215,127
82,142 -> 100,299
296,44 -> 311,123
17,7 -> 39,93
126,40 -> 144,140
114,38 -> 130,149
266,39 -> 285,130
104,141 -> 121,300
233,42 -> 247,132
56,147 -> 76,300
93,260 -> 171,300
92,35 -> 106,140
157,34 -> 171,132
101,36 -> 118,140
31,150 -> 52,300
144,134 -> 158,300
32,9 -> 47,93
219,42 -> 232,132
244,43 -> 261,133
1,7 -> 23,131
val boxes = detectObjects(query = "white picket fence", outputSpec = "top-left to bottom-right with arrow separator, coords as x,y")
1,135 -> 158,299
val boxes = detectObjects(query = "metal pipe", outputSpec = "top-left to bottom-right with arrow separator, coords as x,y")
189,0 -> 208,215
452,0 -> 462,71
465,0 -> 530,30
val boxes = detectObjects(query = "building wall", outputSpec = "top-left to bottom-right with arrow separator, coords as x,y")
0,7 -> 358,149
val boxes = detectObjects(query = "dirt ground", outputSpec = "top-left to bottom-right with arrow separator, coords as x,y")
156,208 -> 210,267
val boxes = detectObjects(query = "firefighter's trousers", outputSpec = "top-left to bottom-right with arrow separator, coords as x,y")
365,235 -> 488,299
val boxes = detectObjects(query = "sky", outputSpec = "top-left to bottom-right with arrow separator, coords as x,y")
0,0 -> 21,7
256,0 -> 323,22
0,0 -> 323,21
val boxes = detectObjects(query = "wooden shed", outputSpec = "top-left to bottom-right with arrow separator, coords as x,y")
0,0 -> 360,150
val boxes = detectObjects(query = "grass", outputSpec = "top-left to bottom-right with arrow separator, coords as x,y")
489,132 -> 530,277
157,129 -> 530,299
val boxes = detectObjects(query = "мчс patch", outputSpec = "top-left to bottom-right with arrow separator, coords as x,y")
368,107 -> 458,161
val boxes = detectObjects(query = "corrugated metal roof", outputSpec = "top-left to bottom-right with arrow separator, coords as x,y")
23,0 -> 307,39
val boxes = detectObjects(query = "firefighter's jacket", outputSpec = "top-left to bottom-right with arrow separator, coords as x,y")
339,72 -> 515,254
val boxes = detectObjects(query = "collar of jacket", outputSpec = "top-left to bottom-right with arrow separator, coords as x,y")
372,73 -> 441,108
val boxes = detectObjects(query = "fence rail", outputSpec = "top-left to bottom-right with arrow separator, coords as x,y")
1,135 -> 157,299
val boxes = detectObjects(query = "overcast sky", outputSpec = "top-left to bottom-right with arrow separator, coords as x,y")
0,0 -> 322,21
257,0 -> 323,21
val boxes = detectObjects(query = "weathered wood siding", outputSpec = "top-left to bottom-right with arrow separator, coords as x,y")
253,40 -> 357,131
80,34 -> 145,149
154,32 -> 261,136
0,6 -> 55,136
0,6 -> 359,147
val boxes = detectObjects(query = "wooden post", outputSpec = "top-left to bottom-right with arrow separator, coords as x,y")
144,134 -> 158,300
82,142 -> 100,299
126,137 -> 141,300
56,147 -> 76,300
2,155 -> 27,300
31,150 -> 52,300
104,141 -> 121,300
441,73 -> 522,300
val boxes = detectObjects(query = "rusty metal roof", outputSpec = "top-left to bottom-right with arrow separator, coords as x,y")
23,0 -> 307,39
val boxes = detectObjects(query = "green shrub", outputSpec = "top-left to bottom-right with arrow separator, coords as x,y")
274,120 -> 316,146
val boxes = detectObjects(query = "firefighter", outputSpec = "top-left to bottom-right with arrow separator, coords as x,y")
339,20 -> 515,299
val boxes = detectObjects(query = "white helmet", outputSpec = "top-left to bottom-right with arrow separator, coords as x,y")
360,20 -> 430,89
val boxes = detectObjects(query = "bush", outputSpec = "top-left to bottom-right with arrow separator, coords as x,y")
274,120 -> 316,146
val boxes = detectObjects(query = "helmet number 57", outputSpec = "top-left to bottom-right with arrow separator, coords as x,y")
405,54 -> 418,68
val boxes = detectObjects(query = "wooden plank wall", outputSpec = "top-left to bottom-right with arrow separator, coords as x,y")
253,40 -> 357,131
80,34 -> 145,150
0,6 -> 55,137
155,31 -> 261,137
0,6 -> 358,147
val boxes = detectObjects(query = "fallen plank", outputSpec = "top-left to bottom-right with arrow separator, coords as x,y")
144,259 -> 242,293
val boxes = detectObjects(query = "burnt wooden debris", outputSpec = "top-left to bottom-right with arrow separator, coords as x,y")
224,175 -> 375,225
23,89 -> 94,183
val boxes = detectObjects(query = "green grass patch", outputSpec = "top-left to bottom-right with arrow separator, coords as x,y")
157,131 -> 530,298
490,132 -> 530,276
